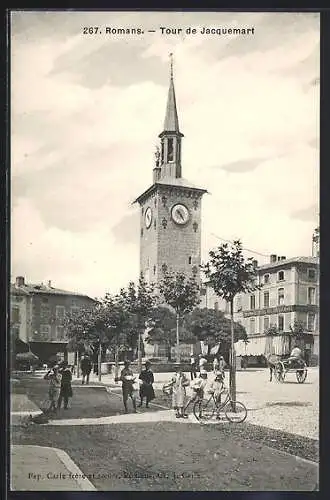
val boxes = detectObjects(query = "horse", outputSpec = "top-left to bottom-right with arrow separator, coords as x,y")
265,354 -> 282,382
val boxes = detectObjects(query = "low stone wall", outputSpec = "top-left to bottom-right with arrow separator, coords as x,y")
103,362 -> 215,373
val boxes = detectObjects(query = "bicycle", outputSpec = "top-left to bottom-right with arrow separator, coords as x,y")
193,387 -> 247,423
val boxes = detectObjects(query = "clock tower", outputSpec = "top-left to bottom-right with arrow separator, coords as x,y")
134,59 -> 207,288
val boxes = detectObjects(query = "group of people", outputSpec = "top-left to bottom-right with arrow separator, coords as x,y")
118,360 -> 156,413
43,362 -> 73,412
166,361 -> 226,419
119,355 -> 227,419
190,354 -> 226,380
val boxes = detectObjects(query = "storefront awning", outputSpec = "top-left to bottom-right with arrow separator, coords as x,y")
235,335 -> 291,356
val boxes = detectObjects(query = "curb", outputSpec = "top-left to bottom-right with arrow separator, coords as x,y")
16,445 -> 96,491
53,447 -> 96,490
11,411 -> 41,416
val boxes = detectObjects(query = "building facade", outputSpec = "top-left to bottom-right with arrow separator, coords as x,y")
10,276 -> 95,365
233,255 -> 319,365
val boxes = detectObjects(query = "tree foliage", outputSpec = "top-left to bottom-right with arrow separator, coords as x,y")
65,275 -> 156,359
120,273 -> 156,332
201,240 -> 261,304
145,306 -> 196,360
265,324 -> 279,336
186,307 -> 247,343
159,272 -> 201,316
289,320 -> 305,337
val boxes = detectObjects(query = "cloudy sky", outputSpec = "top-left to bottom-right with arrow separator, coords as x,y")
11,11 -> 320,298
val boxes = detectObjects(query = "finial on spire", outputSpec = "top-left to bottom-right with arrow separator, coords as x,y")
169,53 -> 174,79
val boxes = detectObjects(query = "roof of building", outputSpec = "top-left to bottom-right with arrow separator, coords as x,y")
134,178 -> 208,204
10,282 -> 96,301
201,256 -> 319,289
257,256 -> 319,272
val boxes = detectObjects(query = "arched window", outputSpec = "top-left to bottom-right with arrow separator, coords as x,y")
167,138 -> 174,162
278,270 -> 285,281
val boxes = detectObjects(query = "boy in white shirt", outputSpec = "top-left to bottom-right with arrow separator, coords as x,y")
183,370 -> 208,415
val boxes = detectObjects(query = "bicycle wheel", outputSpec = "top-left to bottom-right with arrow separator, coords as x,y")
224,400 -> 247,423
193,399 -> 215,421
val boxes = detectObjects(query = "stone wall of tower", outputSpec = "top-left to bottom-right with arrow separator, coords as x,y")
139,192 -> 159,284
139,185 -> 204,288
156,186 -> 203,285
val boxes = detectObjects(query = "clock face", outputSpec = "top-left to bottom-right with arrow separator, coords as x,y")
145,207 -> 152,229
171,203 -> 190,225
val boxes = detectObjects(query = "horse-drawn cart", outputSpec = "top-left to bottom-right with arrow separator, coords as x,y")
274,358 -> 308,383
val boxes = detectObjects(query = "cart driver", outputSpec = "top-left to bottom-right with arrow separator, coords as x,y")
286,346 -> 303,367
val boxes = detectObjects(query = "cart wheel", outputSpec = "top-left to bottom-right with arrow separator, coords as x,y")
224,400 -> 247,423
296,369 -> 307,383
193,399 -> 215,421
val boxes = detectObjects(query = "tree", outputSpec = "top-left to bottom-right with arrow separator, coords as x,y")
202,240 -> 261,402
119,273 -> 156,371
186,307 -> 247,360
65,303 -> 106,379
159,272 -> 201,362
99,292 -> 136,380
146,306 -> 196,361
65,305 -> 102,354
289,320 -> 306,352
265,324 -> 279,336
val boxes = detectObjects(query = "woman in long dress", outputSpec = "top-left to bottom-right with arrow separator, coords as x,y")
138,361 -> 155,408
168,365 -> 189,418
44,365 -> 61,413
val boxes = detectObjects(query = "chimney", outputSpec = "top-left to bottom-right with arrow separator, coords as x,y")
281,256 -> 286,261
47,280 -> 52,288
15,276 -> 25,287
270,254 -> 277,263
252,259 -> 258,268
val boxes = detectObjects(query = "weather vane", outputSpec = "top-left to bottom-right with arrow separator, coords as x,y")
169,52 -> 174,79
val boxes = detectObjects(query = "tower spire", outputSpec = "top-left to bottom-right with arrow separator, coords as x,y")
158,54 -> 184,180
163,53 -> 180,133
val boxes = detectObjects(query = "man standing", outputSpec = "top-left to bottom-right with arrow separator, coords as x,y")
138,361 -> 155,408
120,360 -> 137,414
80,354 -> 92,385
219,355 -> 227,377
190,354 -> 197,380
199,354 -> 207,373
58,362 -> 73,410
213,356 -> 219,374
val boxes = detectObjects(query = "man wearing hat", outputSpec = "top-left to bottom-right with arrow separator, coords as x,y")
120,360 -> 137,413
138,361 -> 155,408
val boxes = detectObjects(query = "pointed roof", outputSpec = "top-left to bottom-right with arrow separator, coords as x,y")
163,75 -> 180,133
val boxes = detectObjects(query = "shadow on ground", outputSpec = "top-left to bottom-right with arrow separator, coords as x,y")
266,401 -> 312,408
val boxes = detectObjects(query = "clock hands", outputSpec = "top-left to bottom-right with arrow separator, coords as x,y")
177,209 -> 184,221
